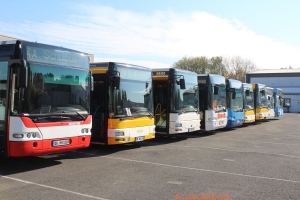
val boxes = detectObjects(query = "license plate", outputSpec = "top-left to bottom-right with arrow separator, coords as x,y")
135,136 -> 144,142
188,128 -> 194,132
52,139 -> 70,147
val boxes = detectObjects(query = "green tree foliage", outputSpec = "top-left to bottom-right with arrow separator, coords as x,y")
172,56 -> 226,76
172,56 -> 209,74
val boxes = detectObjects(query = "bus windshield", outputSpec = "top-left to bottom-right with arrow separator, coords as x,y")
244,90 -> 254,110
257,89 -> 267,108
171,73 -> 198,113
109,67 -> 153,118
275,95 -> 283,108
209,85 -> 226,112
20,63 -> 90,115
230,90 -> 243,112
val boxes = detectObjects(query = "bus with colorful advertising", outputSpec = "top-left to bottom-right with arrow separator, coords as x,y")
242,83 -> 255,123
225,79 -> 244,128
197,74 -> 227,131
266,87 -> 275,119
152,68 -> 200,134
90,62 -> 155,144
273,88 -> 284,117
252,83 -> 268,120
0,40 -> 92,157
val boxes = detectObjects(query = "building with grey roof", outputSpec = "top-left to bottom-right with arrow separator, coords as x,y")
246,69 -> 300,113
0,34 -> 21,41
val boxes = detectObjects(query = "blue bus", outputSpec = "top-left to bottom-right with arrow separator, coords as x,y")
226,79 -> 244,128
273,88 -> 284,117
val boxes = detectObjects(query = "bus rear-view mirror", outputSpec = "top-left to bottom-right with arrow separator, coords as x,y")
180,78 -> 186,90
232,91 -> 236,99
214,86 -> 219,95
113,76 -> 121,90
17,65 -> 28,88
245,90 -> 250,96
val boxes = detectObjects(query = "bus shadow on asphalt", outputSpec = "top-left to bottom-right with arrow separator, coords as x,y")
0,146 -> 126,176
0,155 -> 63,176
137,130 -> 218,147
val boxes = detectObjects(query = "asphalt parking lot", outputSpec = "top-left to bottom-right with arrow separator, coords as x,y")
1,113 -> 300,200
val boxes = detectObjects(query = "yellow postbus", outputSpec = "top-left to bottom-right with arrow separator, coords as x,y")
90,62 -> 155,145
252,83 -> 268,120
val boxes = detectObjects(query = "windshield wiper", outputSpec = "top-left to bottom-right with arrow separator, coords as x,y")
55,110 -> 86,120
148,112 -> 154,118
75,111 -> 86,120
33,116 -> 71,122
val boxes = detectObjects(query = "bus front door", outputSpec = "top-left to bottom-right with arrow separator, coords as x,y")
153,81 -> 168,133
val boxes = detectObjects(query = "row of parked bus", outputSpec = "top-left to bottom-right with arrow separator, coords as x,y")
0,40 -> 283,157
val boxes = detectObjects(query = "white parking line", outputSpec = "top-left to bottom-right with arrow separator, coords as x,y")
0,175 -> 109,200
142,142 -> 300,159
76,151 -> 300,184
209,137 -> 300,146
223,159 -> 235,162
229,131 -> 300,138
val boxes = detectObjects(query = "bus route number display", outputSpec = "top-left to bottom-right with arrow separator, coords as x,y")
152,71 -> 169,77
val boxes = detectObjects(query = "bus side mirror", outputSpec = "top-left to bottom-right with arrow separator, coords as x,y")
214,86 -> 219,95
261,90 -> 265,96
245,90 -> 250,96
268,96 -> 270,100
146,82 -> 148,89
16,66 -> 28,88
232,91 -> 236,99
179,78 -> 186,90
113,76 -> 120,90
90,75 -> 94,91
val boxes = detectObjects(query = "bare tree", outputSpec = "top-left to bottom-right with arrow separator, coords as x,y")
223,56 -> 259,82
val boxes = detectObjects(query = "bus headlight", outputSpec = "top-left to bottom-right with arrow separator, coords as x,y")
208,117 -> 217,121
13,132 -> 39,139
81,128 -> 90,133
175,123 -> 182,127
115,131 -> 124,136
13,133 -> 24,138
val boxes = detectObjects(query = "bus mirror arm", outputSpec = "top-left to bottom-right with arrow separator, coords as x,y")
8,59 -> 26,68
8,59 -> 28,88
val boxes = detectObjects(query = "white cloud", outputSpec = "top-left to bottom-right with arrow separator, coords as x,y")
1,4 -> 300,69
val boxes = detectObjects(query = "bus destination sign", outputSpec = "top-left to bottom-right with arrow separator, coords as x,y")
26,46 -> 89,69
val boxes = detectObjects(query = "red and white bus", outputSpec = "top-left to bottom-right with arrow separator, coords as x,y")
0,40 -> 92,157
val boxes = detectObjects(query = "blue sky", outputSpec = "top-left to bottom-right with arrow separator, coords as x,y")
1,0 -> 300,69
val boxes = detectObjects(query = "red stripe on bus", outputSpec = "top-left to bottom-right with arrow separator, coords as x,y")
20,117 -> 37,128
8,136 -> 91,157
83,115 -> 92,124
